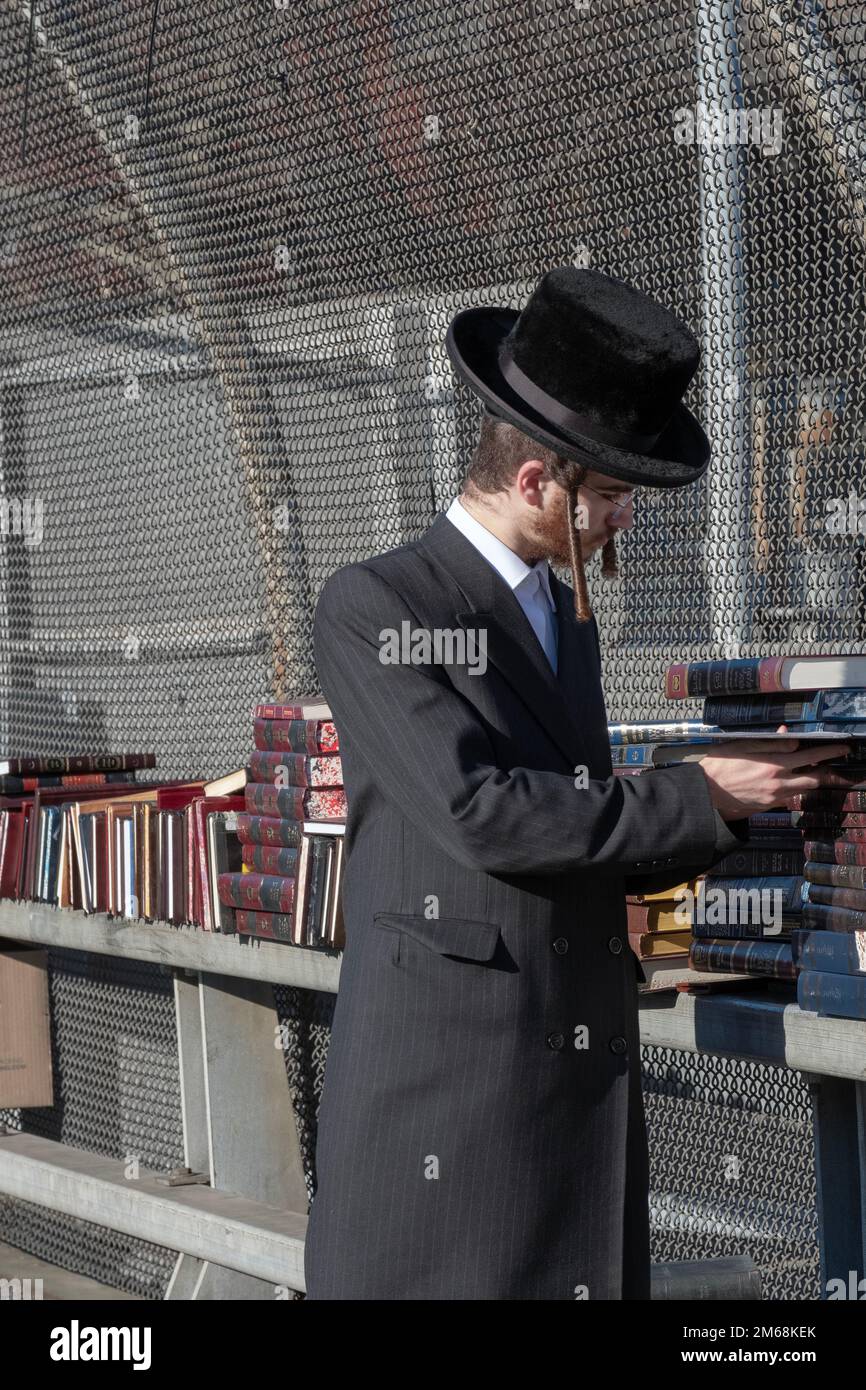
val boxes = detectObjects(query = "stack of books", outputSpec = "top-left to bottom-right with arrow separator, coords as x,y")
792,765 -> 866,1021
216,698 -> 347,949
625,875 -> 700,969
612,726 -> 801,990
660,650 -> 866,1007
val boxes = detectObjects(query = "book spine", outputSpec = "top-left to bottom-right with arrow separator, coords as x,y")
0,769 -> 140,794
802,901 -> 866,931
246,751 -> 343,787
217,871 -> 296,912
4,752 -> 156,775
797,969 -> 866,1019
625,902 -> 689,932
235,909 -> 294,941
194,801 -> 212,931
610,746 -> 656,766
820,691 -> 866,719
252,719 -> 339,754
748,811 -> 797,828
691,919 -> 790,940
607,721 -> 711,744
803,882 -> 866,911
710,848 -> 804,876
688,938 -> 795,978
804,838 -> 866,864
665,656 -> 786,700
701,693 -> 823,724
244,783 -> 347,820
255,701 -> 330,720
805,859 -> 866,889
245,784 -> 306,818
241,843 -> 299,875
700,874 -> 804,911
791,927 -> 866,974
236,814 -> 303,848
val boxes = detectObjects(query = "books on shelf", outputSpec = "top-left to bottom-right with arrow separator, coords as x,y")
0,712 -> 347,955
217,699 -> 347,950
627,649 -> 866,1013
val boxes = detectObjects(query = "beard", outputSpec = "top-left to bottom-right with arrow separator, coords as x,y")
523,484 -> 573,565
524,485 -> 614,567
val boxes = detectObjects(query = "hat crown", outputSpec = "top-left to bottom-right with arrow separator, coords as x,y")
502,266 -> 701,437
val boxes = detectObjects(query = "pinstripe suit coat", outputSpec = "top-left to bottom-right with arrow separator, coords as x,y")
304,509 -> 749,1301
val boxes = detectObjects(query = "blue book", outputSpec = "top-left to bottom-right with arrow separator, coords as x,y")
791,928 -> 866,976
798,969 -> 866,1020
607,720 -> 717,745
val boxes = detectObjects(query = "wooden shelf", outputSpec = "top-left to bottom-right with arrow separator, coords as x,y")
3,898 -> 866,1081
639,985 -> 866,1082
0,900 -> 341,993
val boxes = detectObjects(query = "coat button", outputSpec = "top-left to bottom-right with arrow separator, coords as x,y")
546,1031 -> 565,1050
553,937 -> 569,954
609,1036 -> 628,1055
608,936 -> 623,955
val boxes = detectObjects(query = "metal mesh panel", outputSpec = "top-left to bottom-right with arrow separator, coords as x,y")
2,0 -> 864,1296
0,949 -> 183,1296
643,1046 -> 819,1301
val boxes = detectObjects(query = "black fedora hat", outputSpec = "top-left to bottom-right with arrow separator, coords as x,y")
444,266 -> 711,489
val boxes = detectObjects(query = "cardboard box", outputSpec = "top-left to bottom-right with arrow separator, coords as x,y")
0,939 -> 54,1108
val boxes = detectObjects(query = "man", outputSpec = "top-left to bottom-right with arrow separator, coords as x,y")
304,267 -> 855,1300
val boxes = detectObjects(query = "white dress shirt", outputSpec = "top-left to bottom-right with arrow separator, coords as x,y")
445,497 -> 558,672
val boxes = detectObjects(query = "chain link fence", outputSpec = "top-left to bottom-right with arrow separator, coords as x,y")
2,0 -> 864,1296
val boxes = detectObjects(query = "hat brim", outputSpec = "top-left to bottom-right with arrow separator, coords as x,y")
445,306 -> 711,489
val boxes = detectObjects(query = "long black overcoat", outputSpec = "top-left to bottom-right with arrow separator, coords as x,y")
304,510 -> 747,1300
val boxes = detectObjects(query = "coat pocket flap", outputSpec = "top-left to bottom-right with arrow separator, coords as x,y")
373,911 -> 500,961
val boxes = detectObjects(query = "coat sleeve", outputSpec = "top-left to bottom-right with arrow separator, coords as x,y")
587,613 -> 754,897
312,561 -> 738,879
621,811 -> 752,896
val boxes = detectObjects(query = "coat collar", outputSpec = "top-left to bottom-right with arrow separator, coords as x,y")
418,509 -> 595,766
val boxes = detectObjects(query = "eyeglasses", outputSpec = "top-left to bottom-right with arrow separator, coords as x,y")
580,483 -> 637,518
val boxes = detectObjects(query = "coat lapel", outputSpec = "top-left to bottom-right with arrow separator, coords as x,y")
419,511 -> 590,767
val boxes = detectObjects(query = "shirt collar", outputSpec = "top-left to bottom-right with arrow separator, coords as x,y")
445,497 -> 556,610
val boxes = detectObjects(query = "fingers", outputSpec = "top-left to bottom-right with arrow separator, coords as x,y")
774,743 -> 853,768
705,739 -> 801,758
782,770 -> 863,794
702,740 -> 851,766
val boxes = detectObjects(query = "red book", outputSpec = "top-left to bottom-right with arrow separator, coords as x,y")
244,784 -> 347,820
156,783 -> 208,810
193,795 -> 246,932
0,810 -> 24,898
253,719 -> 339,754
217,872 -> 296,913
0,752 -> 156,776
0,771 -> 138,793
805,860 -> 866,889
235,909 -> 294,942
804,839 -> 866,866
665,653 -> 866,699
241,842 -> 299,875
236,814 -> 303,848
246,752 -> 342,787
20,779 -> 198,901
254,699 -> 330,721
